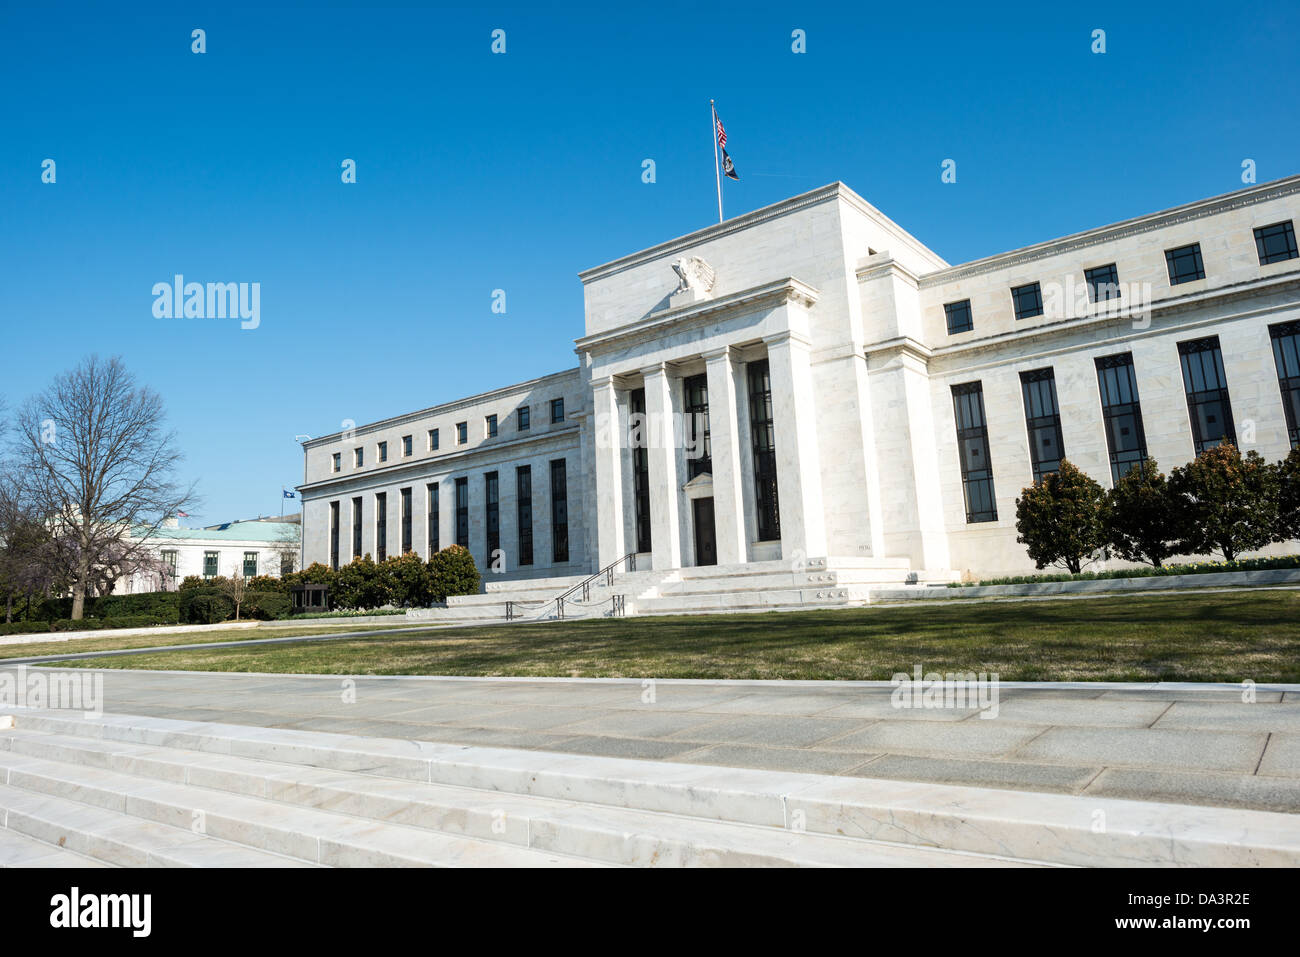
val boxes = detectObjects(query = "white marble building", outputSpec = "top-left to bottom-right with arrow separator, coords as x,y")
300,175 -> 1300,592
115,517 -> 301,594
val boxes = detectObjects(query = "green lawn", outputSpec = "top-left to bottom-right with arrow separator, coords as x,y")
52,590 -> 1300,682
0,621 -> 435,661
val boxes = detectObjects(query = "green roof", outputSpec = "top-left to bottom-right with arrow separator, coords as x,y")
141,521 -> 299,543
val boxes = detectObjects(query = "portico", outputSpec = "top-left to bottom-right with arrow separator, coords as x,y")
577,275 -> 826,573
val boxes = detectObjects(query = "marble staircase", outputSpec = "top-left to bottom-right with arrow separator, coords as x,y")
405,557 -> 958,626
4,710 -> 1296,867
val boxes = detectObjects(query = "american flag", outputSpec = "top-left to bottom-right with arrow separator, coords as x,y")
714,110 -> 727,149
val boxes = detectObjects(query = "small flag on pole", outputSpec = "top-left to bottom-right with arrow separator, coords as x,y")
715,111 -> 739,180
283,489 -> 296,499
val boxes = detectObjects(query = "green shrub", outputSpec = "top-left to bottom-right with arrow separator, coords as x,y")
92,591 -> 182,623
0,615 -> 173,636
178,576 -> 206,591
1170,444 -> 1278,561
383,552 -> 433,607
1014,461 -> 1108,575
179,589 -> 235,624
243,590 -> 291,620
1105,459 -> 1183,568
428,545 -> 481,602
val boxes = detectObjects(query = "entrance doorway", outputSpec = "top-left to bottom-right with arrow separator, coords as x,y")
692,497 -> 717,566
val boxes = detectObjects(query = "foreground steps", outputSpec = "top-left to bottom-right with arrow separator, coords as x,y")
0,729 -> 1015,868
4,710 -> 1297,867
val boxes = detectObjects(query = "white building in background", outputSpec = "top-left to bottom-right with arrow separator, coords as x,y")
115,516 -> 301,594
299,175 -> 1300,598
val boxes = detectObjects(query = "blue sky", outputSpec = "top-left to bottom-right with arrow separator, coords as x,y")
2,0 -> 1297,525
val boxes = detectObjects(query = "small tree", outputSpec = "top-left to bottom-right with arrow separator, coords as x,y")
1105,459 -> 1183,567
1014,460 -> 1108,574
216,566 -> 250,621
1276,447 -> 1300,544
383,552 -> 433,607
428,545 -> 481,602
333,555 -> 390,610
1169,444 -> 1278,561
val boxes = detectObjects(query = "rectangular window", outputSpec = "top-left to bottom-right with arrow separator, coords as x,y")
747,359 -> 780,541
352,497 -> 363,559
280,554 -> 293,576
243,551 -> 258,578
485,472 -> 499,565
683,373 -> 712,479
1270,320 -> 1300,449
1011,282 -> 1044,320
456,422 -> 468,444
1095,353 -> 1149,483
400,487 -> 412,553
486,414 -> 498,438
375,492 -> 387,561
630,388 -> 652,553
1165,243 -> 1206,284
332,452 -> 341,473
429,428 -> 439,451
1020,368 -> 1066,482
203,550 -> 219,579
329,501 -> 340,570
517,406 -> 530,431
1255,221 -> 1299,265
1084,263 -> 1121,302
516,466 -> 533,566
377,441 -> 388,463
455,477 -> 469,548
1178,336 -> 1236,453
550,459 -> 569,563
402,435 -> 413,457
161,550 -> 178,581
354,447 -> 364,467
944,299 -> 973,334
427,483 -> 440,555
952,382 -> 997,523
551,398 -> 564,423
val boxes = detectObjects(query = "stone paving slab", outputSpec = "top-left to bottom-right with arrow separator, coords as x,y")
5,667 -> 1299,813
1015,726 -> 1269,773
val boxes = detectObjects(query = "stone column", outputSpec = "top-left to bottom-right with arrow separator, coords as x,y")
642,362 -> 683,569
704,346 -> 748,565
764,331 -> 827,560
591,376 -> 626,568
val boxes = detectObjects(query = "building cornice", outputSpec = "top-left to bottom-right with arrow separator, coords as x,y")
917,175 -> 1300,287
303,367 -> 582,449
573,277 -> 820,356
577,183 -> 946,284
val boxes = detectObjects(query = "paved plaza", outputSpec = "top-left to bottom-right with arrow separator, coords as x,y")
8,666 -> 1296,814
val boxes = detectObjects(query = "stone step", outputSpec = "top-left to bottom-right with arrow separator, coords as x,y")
0,825 -> 110,867
0,783 -> 314,867
631,587 -> 869,613
0,729 -> 1032,868
12,710 -> 1299,867
0,751 -> 607,868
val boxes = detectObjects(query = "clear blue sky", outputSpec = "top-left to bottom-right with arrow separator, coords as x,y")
3,1 -> 1297,525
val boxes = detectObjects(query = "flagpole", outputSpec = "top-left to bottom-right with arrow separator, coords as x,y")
711,99 -> 723,223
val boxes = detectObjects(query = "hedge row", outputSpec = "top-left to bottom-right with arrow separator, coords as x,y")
0,614 -> 174,636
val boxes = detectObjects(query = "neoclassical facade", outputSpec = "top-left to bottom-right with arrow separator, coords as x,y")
300,175 -> 1300,585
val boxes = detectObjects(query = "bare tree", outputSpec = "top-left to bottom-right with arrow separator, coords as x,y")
12,356 -> 195,619
217,565 -> 250,621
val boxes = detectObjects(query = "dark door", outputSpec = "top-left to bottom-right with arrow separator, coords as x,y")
692,497 -> 717,566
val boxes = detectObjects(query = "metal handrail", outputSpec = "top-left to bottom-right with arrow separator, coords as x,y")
554,552 -> 637,618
